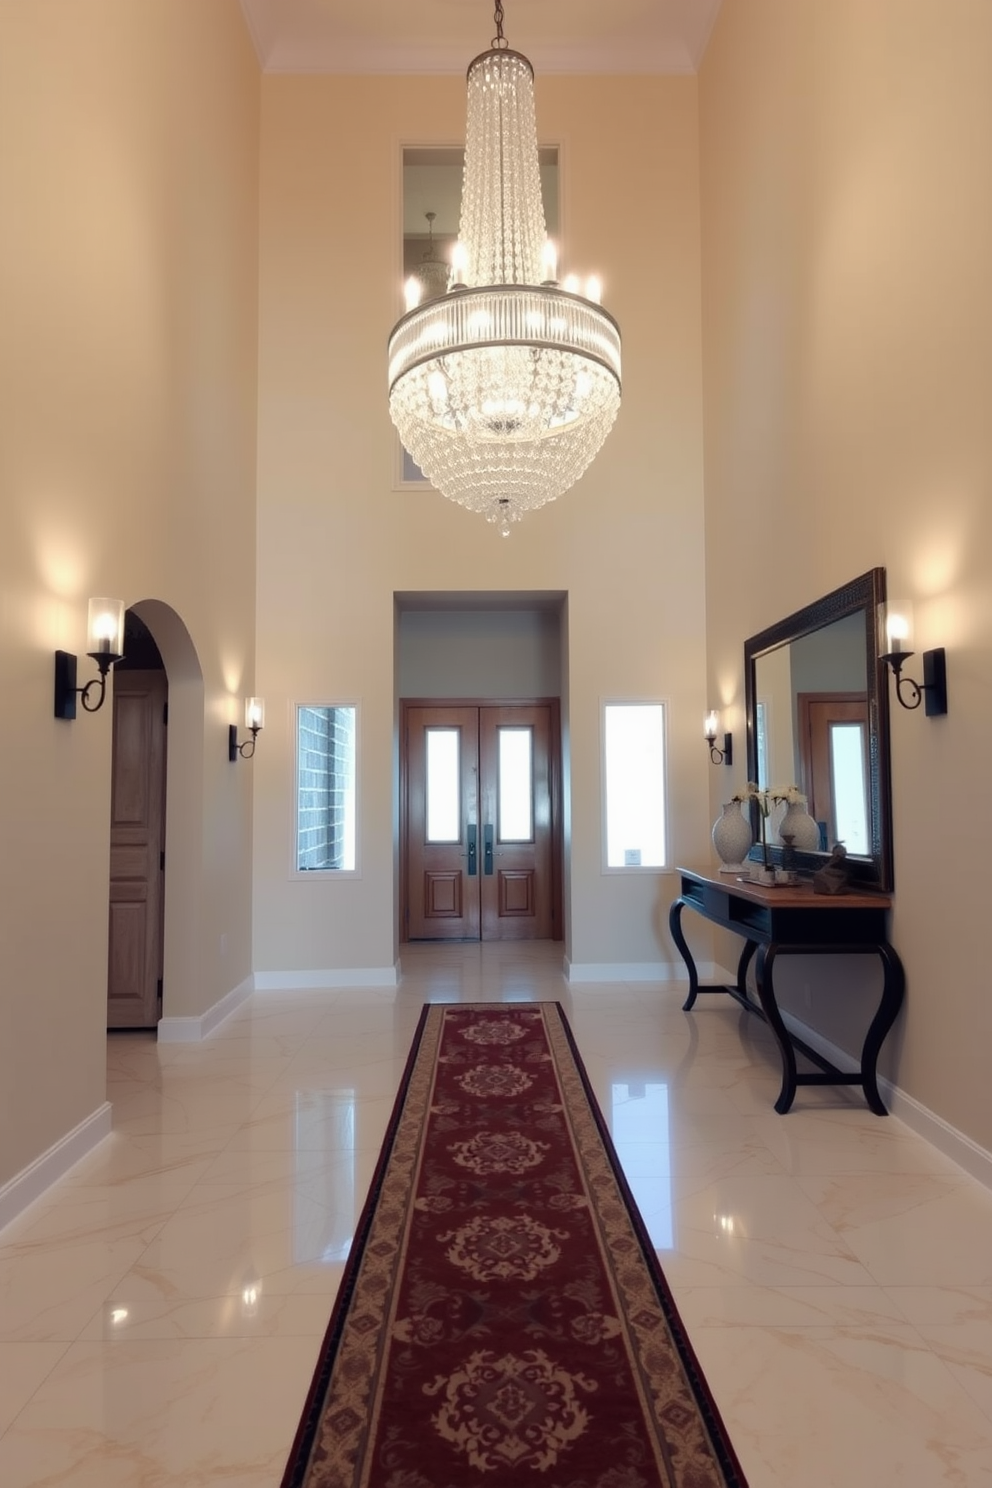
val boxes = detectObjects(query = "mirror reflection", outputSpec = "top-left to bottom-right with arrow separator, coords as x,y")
753,610 -> 869,853
402,145 -> 559,290
744,568 -> 893,889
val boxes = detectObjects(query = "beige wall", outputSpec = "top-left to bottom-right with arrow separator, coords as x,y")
253,74 -> 711,975
0,2 -> 260,1186
397,609 -> 563,700
700,1 -> 992,1149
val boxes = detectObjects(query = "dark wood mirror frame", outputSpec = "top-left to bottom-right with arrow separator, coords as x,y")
744,567 -> 894,890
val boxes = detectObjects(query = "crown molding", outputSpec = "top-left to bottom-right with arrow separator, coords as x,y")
239,0 -> 723,78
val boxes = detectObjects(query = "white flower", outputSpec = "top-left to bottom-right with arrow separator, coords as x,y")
768,784 -> 807,806
732,782 -> 806,811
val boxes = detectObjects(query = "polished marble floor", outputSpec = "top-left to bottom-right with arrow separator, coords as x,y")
2,941 -> 992,1485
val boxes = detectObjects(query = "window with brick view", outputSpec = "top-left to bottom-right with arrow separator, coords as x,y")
297,705 -> 357,871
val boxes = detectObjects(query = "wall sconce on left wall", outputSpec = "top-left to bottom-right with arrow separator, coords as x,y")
704,710 -> 733,766
54,598 -> 125,718
229,697 -> 264,761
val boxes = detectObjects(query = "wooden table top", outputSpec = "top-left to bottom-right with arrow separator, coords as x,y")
677,866 -> 893,912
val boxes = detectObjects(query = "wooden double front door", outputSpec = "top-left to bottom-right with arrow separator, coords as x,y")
402,701 -> 561,942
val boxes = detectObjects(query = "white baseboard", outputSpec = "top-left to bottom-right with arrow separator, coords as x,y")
0,1102 -> 113,1234
564,959 -> 731,984
157,974 -> 254,1044
252,965 -> 400,991
783,1012 -> 992,1190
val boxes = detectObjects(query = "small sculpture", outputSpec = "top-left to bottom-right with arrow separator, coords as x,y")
813,842 -> 849,896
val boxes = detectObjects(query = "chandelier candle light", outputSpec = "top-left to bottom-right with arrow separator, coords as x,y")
388,1 -> 622,536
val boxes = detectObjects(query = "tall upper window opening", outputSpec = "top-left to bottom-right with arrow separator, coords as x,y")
398,147 -> 559,485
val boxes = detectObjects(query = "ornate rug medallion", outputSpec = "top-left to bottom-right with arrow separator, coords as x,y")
281,1004 -> 748,1488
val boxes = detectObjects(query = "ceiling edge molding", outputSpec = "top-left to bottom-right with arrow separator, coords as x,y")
262,41 -> 697,77
687,0 -> 724,70
238,0 -> 273,68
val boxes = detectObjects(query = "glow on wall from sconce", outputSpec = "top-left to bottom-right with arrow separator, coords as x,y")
294,1090 -> 355,1264
33,543 -> 87,600
610,1082 -> 674,1250
908,519 -> 964,600
221,666 -> 246,705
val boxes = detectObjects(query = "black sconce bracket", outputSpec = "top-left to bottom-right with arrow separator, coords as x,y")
880,647 -> 947,716
54,649 -> 120,719
706,731 -> 733,766
229,723 -> 260,761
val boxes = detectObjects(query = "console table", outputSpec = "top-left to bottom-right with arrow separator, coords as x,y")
669,868 -> 904,1115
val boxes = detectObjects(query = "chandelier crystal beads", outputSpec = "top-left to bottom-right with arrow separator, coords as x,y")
388,9 -> 621,535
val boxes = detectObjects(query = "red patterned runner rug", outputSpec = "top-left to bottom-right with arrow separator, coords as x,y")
281,1003 -> 748,1488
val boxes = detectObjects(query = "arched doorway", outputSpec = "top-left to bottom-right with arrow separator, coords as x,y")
107,612 -> 168,1027
108,599 -> 205,1035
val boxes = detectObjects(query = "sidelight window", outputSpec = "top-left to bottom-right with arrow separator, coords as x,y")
603,701 -> 668,870
296,705 -> 357,872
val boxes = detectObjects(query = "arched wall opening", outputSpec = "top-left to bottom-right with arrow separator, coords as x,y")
128,598 -> 205,1027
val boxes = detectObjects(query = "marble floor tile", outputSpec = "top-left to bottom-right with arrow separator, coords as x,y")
689,1320 -> 992,1487
0,1342 -> 69,1435
0,1336 -> 320,1488
1,941 -> 991,1484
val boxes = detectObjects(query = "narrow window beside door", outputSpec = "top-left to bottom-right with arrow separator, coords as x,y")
297,705 -> 357,871
603,702 -> 668,870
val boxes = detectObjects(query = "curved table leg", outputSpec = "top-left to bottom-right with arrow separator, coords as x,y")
860,942 -> 906,1116
754,944 -> 799,1114
736,939 -> 758,1002
668,898 -> 699,1010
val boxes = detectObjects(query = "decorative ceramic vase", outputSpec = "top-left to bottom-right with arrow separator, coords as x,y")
712,801 -> 753,874
777,800 -> 821,851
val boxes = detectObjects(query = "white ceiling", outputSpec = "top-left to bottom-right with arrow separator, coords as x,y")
239,0 -> 723,76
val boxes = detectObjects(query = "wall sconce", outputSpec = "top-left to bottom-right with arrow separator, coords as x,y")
704,710 -> 733,765
229,697 -> 264,760
879,610 -> 947,716
54,597 -> 125,718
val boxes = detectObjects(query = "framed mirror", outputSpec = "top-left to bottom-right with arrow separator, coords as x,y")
744,568 -> 893,889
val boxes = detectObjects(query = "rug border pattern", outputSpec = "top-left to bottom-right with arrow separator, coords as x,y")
281,1001 -> 748,1488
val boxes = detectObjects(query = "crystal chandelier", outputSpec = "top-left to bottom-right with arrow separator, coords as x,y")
388,1 -> 621,535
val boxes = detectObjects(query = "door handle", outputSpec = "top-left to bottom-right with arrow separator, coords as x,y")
467,823 -> 477,876
483,823 -> 494,875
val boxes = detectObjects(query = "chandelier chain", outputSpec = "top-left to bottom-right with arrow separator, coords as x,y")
492,0 -> 507,49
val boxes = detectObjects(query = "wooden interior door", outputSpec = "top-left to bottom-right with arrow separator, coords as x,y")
402,700 -> 559,942
405,706 -> 481,940
479,704 -> 553,940
797,692 -> 869,852
107,670 -> 167,1028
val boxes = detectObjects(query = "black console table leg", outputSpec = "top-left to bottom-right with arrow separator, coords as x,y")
668,899 -> 699,1010
754,944 -> 799,1114
736,939 -> 758,1000
860,942 -> 906,1116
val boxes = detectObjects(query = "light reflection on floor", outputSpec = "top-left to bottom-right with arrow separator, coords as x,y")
0,940 -> 991,1486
